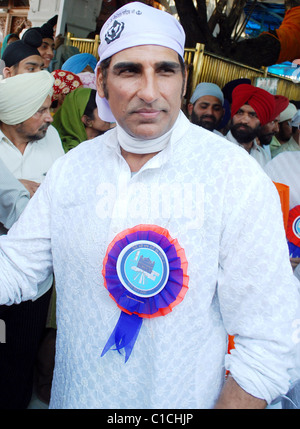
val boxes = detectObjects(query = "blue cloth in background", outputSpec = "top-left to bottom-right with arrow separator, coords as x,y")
61,53 -> 97,74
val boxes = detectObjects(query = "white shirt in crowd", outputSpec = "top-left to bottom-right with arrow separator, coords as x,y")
0,124 -> 64,299
0,125 -> 64,183
226,130 -> 271,168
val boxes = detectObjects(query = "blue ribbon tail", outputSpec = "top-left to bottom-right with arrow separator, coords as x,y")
288,241 -> 300,257
101,312 -> 143,363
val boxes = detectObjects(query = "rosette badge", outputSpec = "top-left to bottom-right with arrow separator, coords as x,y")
101,224 -> 189,362
287,205 -> 300,257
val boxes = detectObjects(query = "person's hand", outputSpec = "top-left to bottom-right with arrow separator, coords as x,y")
290,257 -> 300,271
19,179 -> 40,198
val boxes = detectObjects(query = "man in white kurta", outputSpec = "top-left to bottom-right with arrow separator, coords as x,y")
0,70 -> 64,409
0,3 -> 299,409
0,110 -> 299,408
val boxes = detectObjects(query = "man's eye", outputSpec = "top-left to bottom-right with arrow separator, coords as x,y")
158,67 -> 175,75
118,67 -> 139,75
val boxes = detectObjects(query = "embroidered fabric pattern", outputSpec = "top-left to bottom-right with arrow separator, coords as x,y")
1,116 -> 299,408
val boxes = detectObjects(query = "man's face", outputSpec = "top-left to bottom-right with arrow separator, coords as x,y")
15,95 -> 53,141
231,104 -> 261,143
257,116 -> 280,145
96,45 -> 186,140
188,95 -> 224,131
277,120 -> 292,142
3,55 -> 44,77
38,38 -> 55,68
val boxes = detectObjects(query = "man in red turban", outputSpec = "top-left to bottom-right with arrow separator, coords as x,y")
257,95 -> 290,147
226,84 -> 276,168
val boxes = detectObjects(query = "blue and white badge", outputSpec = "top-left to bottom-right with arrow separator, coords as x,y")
293,216 -> 300,239
287,206 -> 300,258
116,240 -> 169,298
102,225 -> 189,362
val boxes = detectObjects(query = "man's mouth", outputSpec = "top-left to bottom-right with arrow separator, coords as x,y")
202,115 -> 215,122
236,124 -> 249,130
134,108 -> 162,119
39,124 -> 50,133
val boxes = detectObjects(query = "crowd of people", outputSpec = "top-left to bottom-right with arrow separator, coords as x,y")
0,1 -> 299,410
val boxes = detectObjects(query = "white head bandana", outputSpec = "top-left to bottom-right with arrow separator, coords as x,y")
279,103 -> 297,123
0,70 -> 54,125
95,1 -> 186,122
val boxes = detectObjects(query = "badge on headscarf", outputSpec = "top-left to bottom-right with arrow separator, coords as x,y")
287,205 -> 300,257
101,224 -> 189,362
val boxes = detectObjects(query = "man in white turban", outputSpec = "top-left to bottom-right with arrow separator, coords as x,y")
270,103 -> 299,158
0,70 -> 64,409
0,70 -> 53,125
0,70 -> 63,204
0,2 -> 299,411
187,82 -> 225,135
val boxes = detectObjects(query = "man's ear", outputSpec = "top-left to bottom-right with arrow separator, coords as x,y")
2,67 -> 12,78
96,67 -> 105,98
81,114 -> 92,128
187,103 -> 193,116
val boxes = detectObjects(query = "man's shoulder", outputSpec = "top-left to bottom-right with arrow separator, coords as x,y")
184,123 -> 242,155
266,150 -> 300,171
184,123 -> 267,176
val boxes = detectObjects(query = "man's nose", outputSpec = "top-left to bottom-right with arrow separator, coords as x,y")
45,110 -> 53,123
273,121 -> 279,133
205,105 -> 214,116
137,72 -> 159,104
240,113 -> 251,124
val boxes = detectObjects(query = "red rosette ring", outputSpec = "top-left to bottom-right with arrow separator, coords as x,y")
101,224 -> 189,361
287,205 -> 300,257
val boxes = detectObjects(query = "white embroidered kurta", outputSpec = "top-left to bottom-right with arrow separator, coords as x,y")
0,113 -> 299,409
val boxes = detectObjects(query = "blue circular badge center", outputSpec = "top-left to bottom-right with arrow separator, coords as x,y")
116,240 -> 170,297
293,216 -> 300,239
